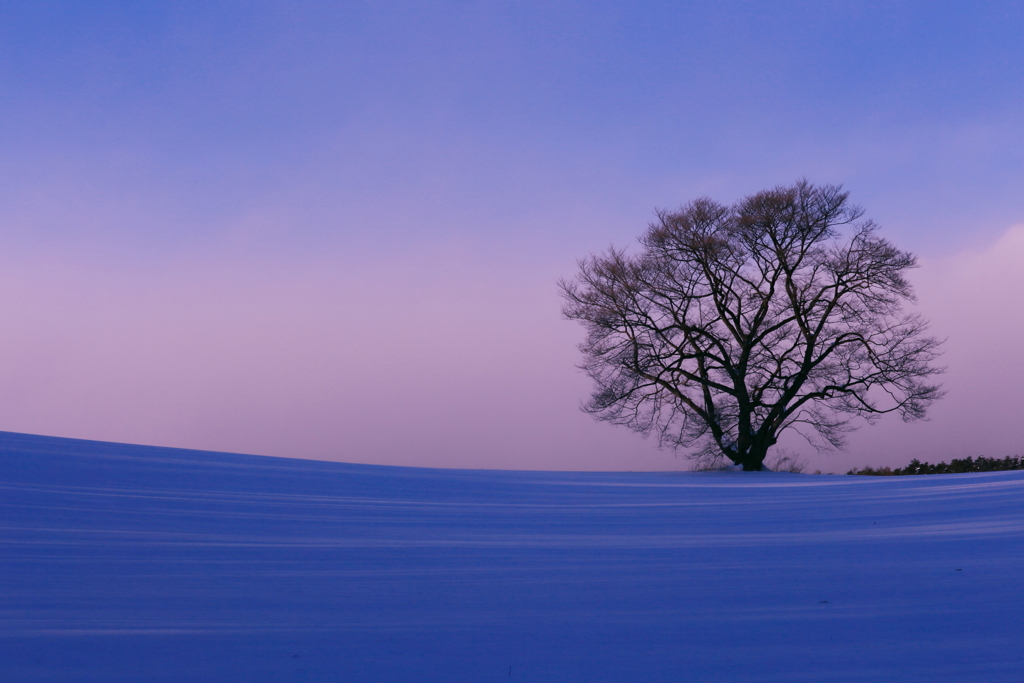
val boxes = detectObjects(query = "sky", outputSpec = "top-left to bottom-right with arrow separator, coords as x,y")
0,1 -> 1022,472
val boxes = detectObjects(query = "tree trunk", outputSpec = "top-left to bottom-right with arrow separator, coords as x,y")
739,445 -> 768,471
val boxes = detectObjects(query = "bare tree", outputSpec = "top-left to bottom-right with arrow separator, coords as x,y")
559,180 -> 944,471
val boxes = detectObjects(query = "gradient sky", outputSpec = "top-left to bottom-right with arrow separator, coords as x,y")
1,1 -> 1022,472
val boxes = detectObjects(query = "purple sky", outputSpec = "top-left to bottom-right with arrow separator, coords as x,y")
1,2 -> 1022,472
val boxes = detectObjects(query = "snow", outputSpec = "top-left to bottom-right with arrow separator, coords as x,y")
2,431 -> 1022,681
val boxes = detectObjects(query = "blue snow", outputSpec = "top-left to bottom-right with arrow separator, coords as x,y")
2,431 -> 1022,681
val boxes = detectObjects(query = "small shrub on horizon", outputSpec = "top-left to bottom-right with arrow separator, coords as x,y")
689,450 -> 810,473
765,451 -> 807,473
846,465 -> 894,476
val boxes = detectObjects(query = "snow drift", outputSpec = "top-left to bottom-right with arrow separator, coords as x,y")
1,431 -> 1022,681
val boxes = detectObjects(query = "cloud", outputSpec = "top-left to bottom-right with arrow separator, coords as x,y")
827,224 -> 1024,470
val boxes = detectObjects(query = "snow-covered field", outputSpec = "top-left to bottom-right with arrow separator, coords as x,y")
2,431 -> 1022,682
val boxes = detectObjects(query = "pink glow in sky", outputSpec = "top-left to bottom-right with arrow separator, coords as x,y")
2,2 -> 1023,471
0,224 -> 1021,473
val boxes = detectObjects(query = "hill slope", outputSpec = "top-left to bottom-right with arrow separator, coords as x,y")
2,432 -> 1022,681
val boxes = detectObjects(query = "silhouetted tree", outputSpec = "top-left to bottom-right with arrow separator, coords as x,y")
560,181 -> 944,470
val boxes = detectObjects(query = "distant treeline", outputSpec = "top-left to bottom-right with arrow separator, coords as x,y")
848,455 -> 1024,476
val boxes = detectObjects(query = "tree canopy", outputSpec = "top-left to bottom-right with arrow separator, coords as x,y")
560,180 -> 944,470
